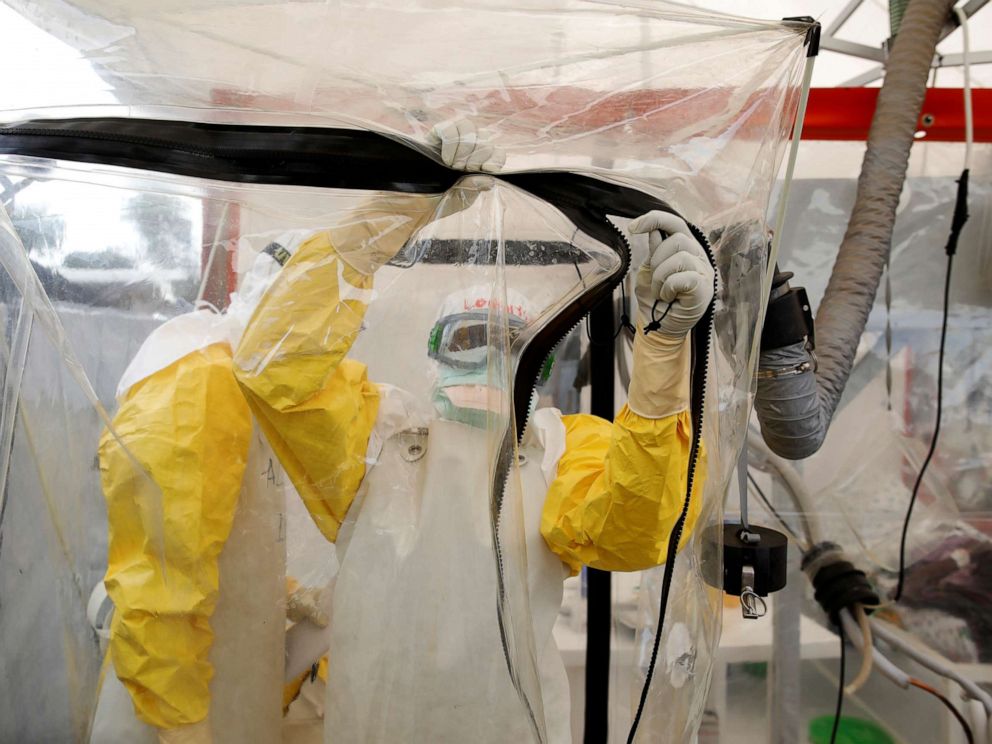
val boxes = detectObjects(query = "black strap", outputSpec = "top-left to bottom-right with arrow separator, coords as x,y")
760,286 -> 814,351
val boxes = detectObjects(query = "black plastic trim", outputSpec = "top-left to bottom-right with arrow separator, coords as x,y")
0,118 -> 460,193
761,286 -> 814,351
782,16 -> 821,57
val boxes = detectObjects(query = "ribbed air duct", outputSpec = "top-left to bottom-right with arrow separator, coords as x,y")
754,0 -> 957,459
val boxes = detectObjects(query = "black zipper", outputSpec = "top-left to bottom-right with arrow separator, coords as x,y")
487,211 -> 633,744
491,211 -> 714,744
0,117 -> 691,433
0,117 -> 713,743
626,223 -> 716,744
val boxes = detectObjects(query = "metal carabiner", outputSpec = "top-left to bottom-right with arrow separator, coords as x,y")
740,565 -> 768,620
741,588 -> 768,619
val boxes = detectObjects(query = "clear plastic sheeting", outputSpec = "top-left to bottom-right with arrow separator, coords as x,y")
756,141 -> 992,667
0,1 -> 806,222
0,4 -> 811,743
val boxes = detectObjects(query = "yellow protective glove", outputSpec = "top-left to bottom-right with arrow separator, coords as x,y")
626,330 -> 691,420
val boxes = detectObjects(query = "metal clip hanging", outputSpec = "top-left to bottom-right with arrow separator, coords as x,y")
740,565 -> 768,620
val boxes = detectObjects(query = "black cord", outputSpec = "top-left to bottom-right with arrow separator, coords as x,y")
626,319 -> 705,744
583,277 -> 637,346
626,315 -> 700,743
642,298 -> 676,335
909,679 -> 975,744
830,631 -> 846,744
893,252 -> 953,602
625,222 -> 715,744
894,168 -> 968,603
617,280 -> 637,337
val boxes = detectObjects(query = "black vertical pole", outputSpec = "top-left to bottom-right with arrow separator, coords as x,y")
584,297 -> 614,743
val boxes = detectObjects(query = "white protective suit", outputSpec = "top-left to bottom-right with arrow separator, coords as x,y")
92,123 -> 714,744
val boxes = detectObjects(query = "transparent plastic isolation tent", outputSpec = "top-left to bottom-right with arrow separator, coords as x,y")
0,3 -> 813,742
771,138 -> 992,651
731,136 -> 992,742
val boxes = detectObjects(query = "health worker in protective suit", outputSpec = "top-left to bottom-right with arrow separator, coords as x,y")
94,121 -> 715,744
90,225 -> 326,744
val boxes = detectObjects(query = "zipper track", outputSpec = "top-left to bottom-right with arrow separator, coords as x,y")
491,214 -> 715,744
626,224 -> 716,744
1,122 -> 429,159
488,213 -> 632,744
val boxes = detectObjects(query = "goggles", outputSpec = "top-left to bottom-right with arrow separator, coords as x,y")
428,312 -> 526,371
428,311 -> 555,383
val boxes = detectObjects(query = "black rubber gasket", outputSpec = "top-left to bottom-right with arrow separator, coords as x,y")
0,118 -> 458,193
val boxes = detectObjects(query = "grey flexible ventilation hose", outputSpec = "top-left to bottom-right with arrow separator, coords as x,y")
755,0 -> 957,459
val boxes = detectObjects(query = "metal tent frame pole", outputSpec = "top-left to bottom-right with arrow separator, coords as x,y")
584,297 -> 616,743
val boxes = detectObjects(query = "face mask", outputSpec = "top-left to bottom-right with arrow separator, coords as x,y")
432,378 -> 540,429
427,308 -> 552,428
431,364 -> 508,428
432,386 -> 502,428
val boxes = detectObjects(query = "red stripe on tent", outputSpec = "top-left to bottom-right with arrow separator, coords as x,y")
211,87 -> 990,143
804,87 -> 992,142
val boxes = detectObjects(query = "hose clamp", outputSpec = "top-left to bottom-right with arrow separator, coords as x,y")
755,358 -> 815,380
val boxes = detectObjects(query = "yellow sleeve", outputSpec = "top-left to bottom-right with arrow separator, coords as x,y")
98,343 -> 251,729
540,406 -> 706,574
233,231 -> 379,542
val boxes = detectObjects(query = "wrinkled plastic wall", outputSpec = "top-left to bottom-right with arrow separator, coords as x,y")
0,3 -> 811,742
761,140 -> 992,666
